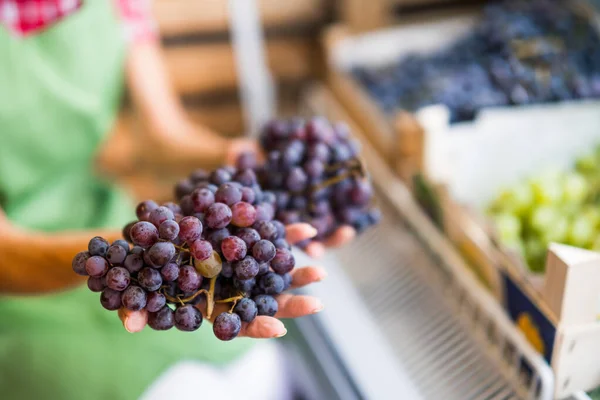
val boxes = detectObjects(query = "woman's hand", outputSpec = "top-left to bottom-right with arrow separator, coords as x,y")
119,223 -> 326,338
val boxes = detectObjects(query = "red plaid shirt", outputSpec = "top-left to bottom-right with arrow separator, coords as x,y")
0,0 -> 157,43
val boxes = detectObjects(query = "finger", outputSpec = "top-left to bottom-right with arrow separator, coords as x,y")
275,294 -> 324,319
304,241 -> 326,259
285,223 -> 317,245
239,316 -> 287,339
290,266 -> 327,288
118,308 -> 148,333
323,225 -> 356,248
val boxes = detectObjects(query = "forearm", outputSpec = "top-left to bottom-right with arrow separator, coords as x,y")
1,228 -> 121,294
125,40 -> 228,168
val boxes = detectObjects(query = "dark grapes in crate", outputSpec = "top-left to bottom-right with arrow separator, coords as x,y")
353,0 -> 600,123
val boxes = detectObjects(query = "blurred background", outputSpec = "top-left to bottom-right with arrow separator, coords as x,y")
5,0 -> 600,399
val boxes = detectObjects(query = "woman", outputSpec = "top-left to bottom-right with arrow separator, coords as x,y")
0,1 -> 353,399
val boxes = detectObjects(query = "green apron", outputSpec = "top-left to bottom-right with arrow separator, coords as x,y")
0,3 -> 250,399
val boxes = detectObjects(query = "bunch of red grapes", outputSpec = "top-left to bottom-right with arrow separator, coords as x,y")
72,117 -> 378,341
256,117 -> 380,244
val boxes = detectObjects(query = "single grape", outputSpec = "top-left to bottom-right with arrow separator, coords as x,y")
136,200 -> 159,221
130,246 -> 144,255
88,236 -> 109,257
205,203 -> 233,229
122,285 -> 147,311
307,142 -> 330,162
206,228 -> 231,249
254,295 -> 278,317
178,265 -> 202,292
236,153 -> 257,171
119,222 -> 135,243
254,221 -> 278,241
271,248 -> 295,274
85,256 -> 109,277
72,251 -> 91,276
175,179 -> 195,200
274,191 -> 290,209
174,304 -> 203,331
149,206 -> 175,228
190,239 -> 213,261
146,292 -> 167,313
259,272 -> 285,295
261,191 -> 277,205
124,253 -> 144,274
286,167 -> 308,192
138,267 -> 163,291
304,159 -> 325,178
130,221 -> 159,248
234,256 -> 259,280
105,267 -> 131,291
252,240 -> 276,263
210,168 -> 232,185
311,199 -> 331,216
234,277 -> 256,293
106,244 -> 127,266
234,169 -> 257,187
191,188 -> 215,213
273,238 -> 291,250
147,242 -> 176,268
221,236 -> 247,262
277,210 -> 301,225
215,183 -> 243,206
213,312 -> 242,341
231,202 -> 257,227
162,201 -> 182,215
257,262 -> 270,276
100,288 -> 122,311
234,298 -> 258,323
178,216 -> 203,243
235,228 -> 261,248
282,273 -> 292,290
271,220 -> 286,239
349,179 -> 373,206
240,187 -> 256,204
161,262 -> 180,281
159,220 -> 180,241
148,306 -> 175,331
194,251 -> 223,278
112,240 -> 130,253
87,276 -> 106,292
254,202 -> 275,222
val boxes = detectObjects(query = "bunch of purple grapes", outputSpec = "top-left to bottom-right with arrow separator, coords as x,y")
255,117 -> 380,244
73,168 -> 296,341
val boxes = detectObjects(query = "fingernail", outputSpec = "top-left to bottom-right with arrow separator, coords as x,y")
311,304 -> 325,314
317,271 -> 328,281
307,226 -> 318,237
275,329 -> 287,338
123,319 -> 133,333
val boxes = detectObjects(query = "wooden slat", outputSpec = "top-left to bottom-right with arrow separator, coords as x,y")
154,0 -> 327,37
165,37 -> 317,95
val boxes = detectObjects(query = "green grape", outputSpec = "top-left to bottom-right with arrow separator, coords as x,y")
531,176 -> 564,205
541,215 -> 569,244
563,173 -> 588,204
568,215 -> 596,248
529,205 -> 560,234
581,206 -> 600,227
489,183 -> 534,216
492,213 -> 522,242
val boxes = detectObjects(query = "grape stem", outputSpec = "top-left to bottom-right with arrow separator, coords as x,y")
206,276 -> 217,319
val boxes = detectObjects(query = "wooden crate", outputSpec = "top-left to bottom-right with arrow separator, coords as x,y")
154,0 -> 329,37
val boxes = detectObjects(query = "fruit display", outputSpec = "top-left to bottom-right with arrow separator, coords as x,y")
488,146 -> 600,273
353,0 -> 600,123
73,118 -> 379,340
